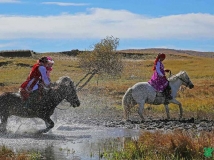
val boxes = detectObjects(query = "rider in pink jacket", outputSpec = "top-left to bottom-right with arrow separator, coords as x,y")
148,53 -> 172,103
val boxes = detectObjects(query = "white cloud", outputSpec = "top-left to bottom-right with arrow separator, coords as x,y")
0,8 -> 214,40
0,42 -> 18,48
0,0 -> 20,3
42,2 -> 89,6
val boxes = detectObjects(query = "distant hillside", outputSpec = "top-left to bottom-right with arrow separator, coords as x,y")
0,50 -> 36,57
0,48 -> 213,58
119,48 -> 214,58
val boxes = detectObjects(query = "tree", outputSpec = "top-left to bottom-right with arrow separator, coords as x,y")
76,36 -> 123,91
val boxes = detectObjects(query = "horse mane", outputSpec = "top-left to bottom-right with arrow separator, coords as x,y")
44,76 -> 73,97
168,71 -> 186,82
55,76 -> 73,85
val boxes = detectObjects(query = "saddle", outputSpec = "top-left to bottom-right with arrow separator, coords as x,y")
21,86 -> 51,110
153,92 -> 165,105
19,88 -> 30,101
154,90 -> 172,105
156,92 -> 165,97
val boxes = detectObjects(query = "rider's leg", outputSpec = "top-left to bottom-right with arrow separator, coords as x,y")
164,84 -> 172,104
24,90 -> 39,108
165,84 -> 172,99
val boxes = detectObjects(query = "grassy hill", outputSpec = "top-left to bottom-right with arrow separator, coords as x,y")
119,48 -> 214,58
1,48 -> 213,58
0,48 -> 214,119
0,48 -> 213,159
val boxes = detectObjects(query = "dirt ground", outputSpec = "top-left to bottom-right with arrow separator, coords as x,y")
54,90 -> 214,132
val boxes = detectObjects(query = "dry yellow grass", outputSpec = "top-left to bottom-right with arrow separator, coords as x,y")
0,53 -> 213,119
105,130 -> 214,159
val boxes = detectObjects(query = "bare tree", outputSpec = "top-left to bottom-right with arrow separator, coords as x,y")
76,36 -> 123,91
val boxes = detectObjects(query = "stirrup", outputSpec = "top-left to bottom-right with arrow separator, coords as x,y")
168,95 -> 173,100
164,98 -> 169,105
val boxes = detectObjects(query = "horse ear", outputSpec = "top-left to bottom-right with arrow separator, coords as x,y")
57,76 -> 71,85
50,82 -> 57,87
50,82 -> 58,89
180,70 -> 185,74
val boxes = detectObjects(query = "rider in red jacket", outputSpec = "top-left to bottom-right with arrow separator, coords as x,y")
20,57 -> 50,102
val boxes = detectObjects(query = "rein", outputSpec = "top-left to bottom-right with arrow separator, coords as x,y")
46,86 -> 70,110
169,72 -> 190,87
56,91 -> 71,110
56,99 -> 70,110
56,105 -> 70,110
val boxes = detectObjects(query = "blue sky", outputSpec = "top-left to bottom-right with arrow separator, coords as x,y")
0,0 -> 214,52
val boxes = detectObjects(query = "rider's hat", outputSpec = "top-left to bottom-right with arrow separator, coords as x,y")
39,57 -> 48,63
47,56 -> 54,64
158,53 -> 166,59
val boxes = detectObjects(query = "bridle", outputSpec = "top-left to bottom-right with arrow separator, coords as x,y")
178,77 -> 191,87
169,72 -> 191,87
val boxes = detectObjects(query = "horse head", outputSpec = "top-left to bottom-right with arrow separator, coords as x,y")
177,71 -> 194,89
54,76 -> 80,107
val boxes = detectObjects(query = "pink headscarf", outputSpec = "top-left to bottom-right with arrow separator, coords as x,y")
47,56 -> 54,64
153,53 -> 166,70
46,56 -> 54,76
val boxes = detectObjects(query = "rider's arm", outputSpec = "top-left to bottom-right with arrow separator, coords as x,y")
38,66 -> 50,86
156,61 -> 164,77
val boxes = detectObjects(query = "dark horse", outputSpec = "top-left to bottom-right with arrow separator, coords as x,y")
0,76 -> 80,133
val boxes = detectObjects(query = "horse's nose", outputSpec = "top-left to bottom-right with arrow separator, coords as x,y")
189,84 -> 194,89
74,100 -> 80,107
76,100 -> 80,107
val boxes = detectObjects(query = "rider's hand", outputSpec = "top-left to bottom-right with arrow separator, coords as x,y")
165,69 -> 170,72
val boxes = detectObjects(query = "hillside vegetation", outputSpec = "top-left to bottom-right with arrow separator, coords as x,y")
119,48 -> 214,58
0,49 -> 214,120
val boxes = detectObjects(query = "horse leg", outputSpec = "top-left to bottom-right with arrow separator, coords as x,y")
138,101 -> 145,122
0,115 -> 8,132
170,99 -> 183,119
122,90 -> 132,121
123,103 -> 131,121
124,107 -> 128,121
38,117 -> 54,133
164,104 -> 170,119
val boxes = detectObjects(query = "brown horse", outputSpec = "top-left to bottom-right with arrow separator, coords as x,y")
0,76 -> 80,133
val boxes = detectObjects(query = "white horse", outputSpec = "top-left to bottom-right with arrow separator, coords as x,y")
122,71 -> 194,121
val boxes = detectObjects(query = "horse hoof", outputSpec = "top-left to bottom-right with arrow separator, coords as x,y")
36,128 -> 50,134
140,120 -> 145,123
126,119 -> 132,123
0,127 -> 6,133
0,129 -> 6,133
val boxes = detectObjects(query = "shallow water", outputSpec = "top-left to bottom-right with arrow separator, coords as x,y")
1,118 -> 140,160
1,91 -> 210,159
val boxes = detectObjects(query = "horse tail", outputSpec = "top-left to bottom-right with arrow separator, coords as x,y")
122,88 -> 136,120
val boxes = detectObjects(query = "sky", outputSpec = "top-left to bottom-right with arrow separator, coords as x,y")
0,0 -> 214,52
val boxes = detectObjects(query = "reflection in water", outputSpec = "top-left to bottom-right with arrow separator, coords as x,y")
0,86 -> 142,159
57,126 -> 140,159
1,95 -> 141,160
58,137 -> 137,160
0,122 -> 140,160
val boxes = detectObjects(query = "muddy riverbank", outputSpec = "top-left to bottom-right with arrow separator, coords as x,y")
1,91 -> 214,159
55,91 -> 214,132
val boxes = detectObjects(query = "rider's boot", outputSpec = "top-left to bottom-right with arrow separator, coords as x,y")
164,85 -> 173,104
